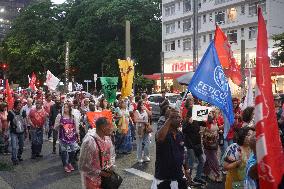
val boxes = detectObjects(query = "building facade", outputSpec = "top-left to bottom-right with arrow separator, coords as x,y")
160,0 -> 284,93
0,0 -> 31,42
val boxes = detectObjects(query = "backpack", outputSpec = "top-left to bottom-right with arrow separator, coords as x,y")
11,111 -> 25,133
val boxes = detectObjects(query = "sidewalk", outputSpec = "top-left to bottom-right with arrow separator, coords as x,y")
0,176 -> 12,189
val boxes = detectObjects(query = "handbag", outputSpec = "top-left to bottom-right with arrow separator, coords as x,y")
94,137 -> 123,189
144,122 -> 153,134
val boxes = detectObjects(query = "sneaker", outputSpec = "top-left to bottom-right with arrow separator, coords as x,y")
64,166 -> 71,173
68,163 -> 75,171
193,178 -> 207,185
143,156 -> 150,162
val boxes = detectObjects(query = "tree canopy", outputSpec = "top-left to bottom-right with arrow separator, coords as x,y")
272,33 -> 284,64
1,0 -> 161,88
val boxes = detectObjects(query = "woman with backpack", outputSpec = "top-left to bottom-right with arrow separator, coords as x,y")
54,102 -> 80,173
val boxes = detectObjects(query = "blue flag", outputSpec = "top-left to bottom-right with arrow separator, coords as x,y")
188,41 -> 234,126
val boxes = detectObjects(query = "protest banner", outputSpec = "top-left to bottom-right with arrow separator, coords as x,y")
100,77 -> 118,103
118,59 -> 134,97
192,105 -> 212,121
86,110 -> 113,129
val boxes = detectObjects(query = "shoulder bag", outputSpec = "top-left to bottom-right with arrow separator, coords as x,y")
94,137 -> 123,189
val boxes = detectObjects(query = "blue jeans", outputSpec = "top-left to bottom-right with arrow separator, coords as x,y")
136,134 -> 150,160
59,142 -> 79,166
10,132 -> 24,162
187,148 -> 204,179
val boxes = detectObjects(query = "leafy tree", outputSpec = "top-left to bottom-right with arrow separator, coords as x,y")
272,33 -> 284,65
1,0 -> 162,90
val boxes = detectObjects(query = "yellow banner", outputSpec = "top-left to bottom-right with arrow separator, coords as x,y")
118,59 -> 134,97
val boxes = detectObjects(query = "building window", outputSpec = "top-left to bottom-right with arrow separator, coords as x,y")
241,28 -> 244,38
249,0 -> 266,16
249,26 -> 257,40
198,36 -> 201,49
198,0 -> 201,10
241,4 -> 245,15
227,7 -> 237,22
203,35 -> 206,43
209,13 -> 213,22
183,38 -> 192,51
203,14 -> 206,23
215,10 -> 225,25
198,16 -> 201,30
165,41 -> 175,51
165,4 -> 175,17
209,33 -> 213,41
178,21 -> 180,28
178,40 -> 180,48
183,18 -> 192,32
227,30 -> 237,44
183,0 -> 191,12
166,23 -> 175,34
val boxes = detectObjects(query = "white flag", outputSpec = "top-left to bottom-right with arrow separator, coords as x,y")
46,70 -> 60,91
242,70 -> 254,110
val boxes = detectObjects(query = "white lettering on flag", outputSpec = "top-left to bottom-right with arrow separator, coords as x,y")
256,133 -> 268,163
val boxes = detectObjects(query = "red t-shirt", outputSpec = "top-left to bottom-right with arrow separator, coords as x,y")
29,108 -> 48,128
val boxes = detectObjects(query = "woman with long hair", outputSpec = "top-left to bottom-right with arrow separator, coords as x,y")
134,100 -> 152,163
98,97 -> 109,111
203,109 -> 223,182
54,103 -> 80,173
223,127 -> 254,189
114,99 -> 132,154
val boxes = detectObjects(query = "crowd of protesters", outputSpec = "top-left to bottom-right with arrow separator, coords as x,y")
0,89 -> 283,189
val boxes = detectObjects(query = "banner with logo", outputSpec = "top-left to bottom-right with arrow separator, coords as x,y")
192,105 -> 212,121
100,77 -> 118,103
188,41 -> 234,127
118,59 -> 134,97
86,110 -> 113,129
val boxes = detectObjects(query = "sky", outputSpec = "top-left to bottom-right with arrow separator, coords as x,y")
51,0 -> 66,4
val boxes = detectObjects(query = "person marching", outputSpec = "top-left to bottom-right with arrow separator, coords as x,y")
54,102 -> 80,173
28,99 -> 48,159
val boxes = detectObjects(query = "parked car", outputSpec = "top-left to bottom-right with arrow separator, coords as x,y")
148,93 -> 181,119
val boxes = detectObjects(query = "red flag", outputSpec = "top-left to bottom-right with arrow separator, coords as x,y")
255,7 -> 284,189
29,72 -> 37,91
5,79 -> 14,110
214,25 -> 242,85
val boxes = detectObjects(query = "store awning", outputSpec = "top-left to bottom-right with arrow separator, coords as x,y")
244,67 -> 284,77
143,73 -> 186,80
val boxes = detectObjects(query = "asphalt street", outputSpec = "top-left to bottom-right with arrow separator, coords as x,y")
0,123 -> 225,189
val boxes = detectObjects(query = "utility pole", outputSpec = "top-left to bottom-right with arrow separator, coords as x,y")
160,51 -> 165,91
192,0 -> 198,71
125,20 -> 134,94
64,42 -> 70,93
241,39 -> 246,96
125,20 -> 131,59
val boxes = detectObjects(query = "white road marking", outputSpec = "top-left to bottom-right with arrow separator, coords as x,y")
124,168 -> 154,181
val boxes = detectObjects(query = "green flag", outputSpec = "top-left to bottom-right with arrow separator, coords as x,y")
100,77 -> 118,103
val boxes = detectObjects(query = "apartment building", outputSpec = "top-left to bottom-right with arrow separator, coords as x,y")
162,0 -> 284,75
